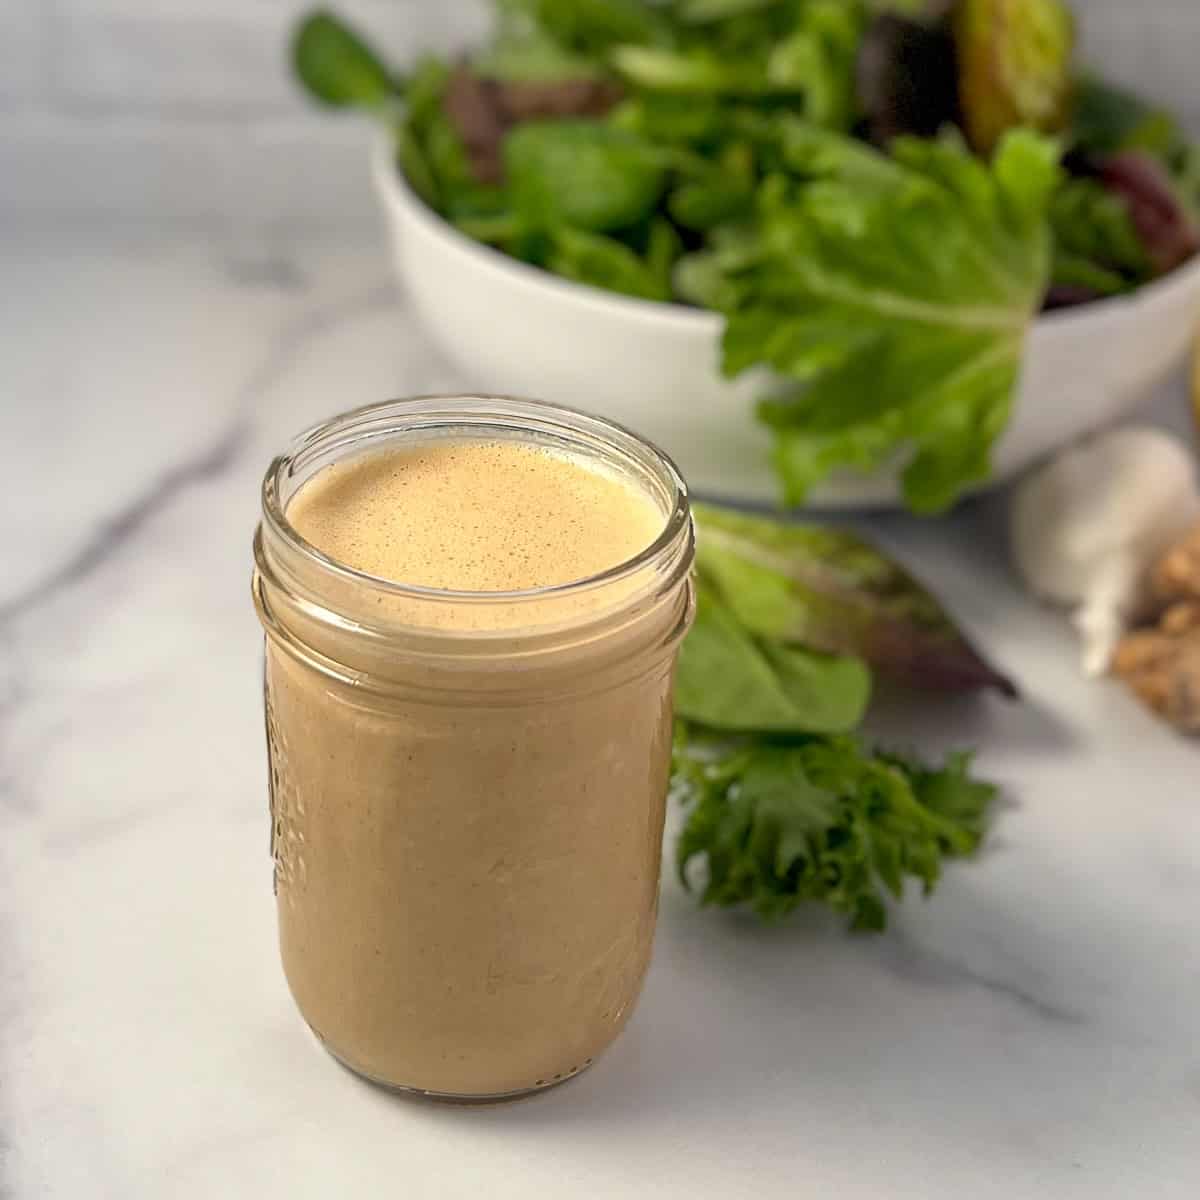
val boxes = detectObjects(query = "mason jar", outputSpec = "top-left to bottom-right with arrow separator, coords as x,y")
251,396 -> 695,1101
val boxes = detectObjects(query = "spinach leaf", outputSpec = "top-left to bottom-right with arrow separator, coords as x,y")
504,120 -> 666,231
292,10 -> 394,109
1072,75 -> 1173,159
1071,76 -> 1200,220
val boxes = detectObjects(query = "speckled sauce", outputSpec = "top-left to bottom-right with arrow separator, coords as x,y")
287,440 -> 666,599
260,436 -> 691,1098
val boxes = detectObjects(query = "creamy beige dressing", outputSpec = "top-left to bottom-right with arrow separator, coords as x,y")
265,437 -> 684,1097
287,439 -> 665,593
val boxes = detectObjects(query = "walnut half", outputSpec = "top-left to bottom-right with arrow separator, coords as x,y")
1150,522 -> 1200,608
1114,521 -> 1200,733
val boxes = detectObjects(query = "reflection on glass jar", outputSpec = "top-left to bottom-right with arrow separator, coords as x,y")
252,396 -> 695,1101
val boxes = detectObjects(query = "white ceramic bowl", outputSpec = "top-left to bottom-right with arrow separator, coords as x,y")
373,133 -> 1200,507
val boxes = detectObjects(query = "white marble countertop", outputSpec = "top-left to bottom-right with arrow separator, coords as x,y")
2,234 -> 1198,1199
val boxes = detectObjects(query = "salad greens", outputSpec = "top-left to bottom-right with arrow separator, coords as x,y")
292,1 -> 1200,512
673,504 -> 1001,931
674,730 -> 994,930
292,11 -> 393,108
676,582 -> 873,733
689,503 -> 1015,694
705,125 -> 1061,511
1050,176 -> 1149,298
504,120 -> 666,231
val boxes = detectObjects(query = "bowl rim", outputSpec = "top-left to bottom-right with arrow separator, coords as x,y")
372,127 -> 1200,335
371,130 -> 722,333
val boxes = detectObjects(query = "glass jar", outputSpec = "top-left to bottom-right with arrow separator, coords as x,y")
251,396 -> 694,1101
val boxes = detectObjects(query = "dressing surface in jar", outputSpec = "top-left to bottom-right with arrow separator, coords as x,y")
252,396 -> 695,1101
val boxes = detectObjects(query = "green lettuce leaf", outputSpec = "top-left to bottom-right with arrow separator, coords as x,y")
674,727 -> 996,930
473,32 -> 602,84
672,502 -> 1003,931
1073,74 -> 1183,161
510,0 -> 673,55
610,45 -> 770,94
693,503 -> 1016,695
711,125 -> 1061,512
610,0 -> 863,129
673,0 -> 784,22
675,578 -> 872,733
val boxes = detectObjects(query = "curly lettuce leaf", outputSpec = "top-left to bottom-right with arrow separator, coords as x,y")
714,124 -> 1061,512
674,728 -> 996,930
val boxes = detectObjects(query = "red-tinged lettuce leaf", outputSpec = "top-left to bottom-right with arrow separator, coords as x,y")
1098,151 -> 1200,277
693,502 -> 1017,697
442,64 -> 626,185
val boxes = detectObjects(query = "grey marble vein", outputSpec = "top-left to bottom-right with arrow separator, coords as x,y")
0,635 -> 41,818
0,279 -> 395,632
231,281 -> 396,418
0,893 -> 20,1200
0,1136 -> 12,1200
878,934 -> 1086,1026
0,422 -> 246,629
222,256 -> 308,292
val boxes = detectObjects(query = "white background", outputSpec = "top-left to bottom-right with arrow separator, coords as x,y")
0,0 -> 1197,240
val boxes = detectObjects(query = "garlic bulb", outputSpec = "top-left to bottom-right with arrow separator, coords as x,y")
1010,428 -> 1200,675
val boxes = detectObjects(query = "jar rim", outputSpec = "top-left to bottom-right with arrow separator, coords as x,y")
260,394 -> 693,610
